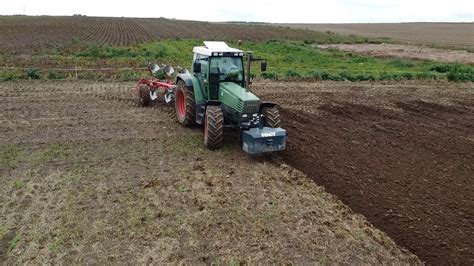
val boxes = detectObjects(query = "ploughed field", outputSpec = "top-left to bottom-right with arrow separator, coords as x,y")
253,80 -> 474,264
0,81 -> 419,264
1,80 -> 472,263
0,16 -> 324,55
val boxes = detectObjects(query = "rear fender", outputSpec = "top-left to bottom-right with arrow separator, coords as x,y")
177,74 -> 207,125
176,73 -> 194,87
176,73 -> 205,102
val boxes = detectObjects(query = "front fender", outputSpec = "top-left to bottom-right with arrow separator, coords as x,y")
259,102 -> 278,112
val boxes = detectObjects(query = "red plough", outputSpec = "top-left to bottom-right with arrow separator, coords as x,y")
134,63 -> 176,106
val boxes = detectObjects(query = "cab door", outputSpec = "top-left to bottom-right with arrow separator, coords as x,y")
194,53 -> 209,99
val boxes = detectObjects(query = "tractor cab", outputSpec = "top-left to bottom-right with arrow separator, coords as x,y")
192,42 -> 246,100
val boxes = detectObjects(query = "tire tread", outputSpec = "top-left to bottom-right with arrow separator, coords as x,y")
263,106 -> 281,128
205,106 -> 224,149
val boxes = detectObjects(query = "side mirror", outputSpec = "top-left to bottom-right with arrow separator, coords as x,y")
261,61 -> 267,72
193,62 -> 201,73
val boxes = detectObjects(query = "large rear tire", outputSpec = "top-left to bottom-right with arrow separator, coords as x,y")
262,106 -> 282,128
204,106 -> 224,149
175,80 -> 195,127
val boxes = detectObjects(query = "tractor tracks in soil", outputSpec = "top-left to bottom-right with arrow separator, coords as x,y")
0,81 -> 176,144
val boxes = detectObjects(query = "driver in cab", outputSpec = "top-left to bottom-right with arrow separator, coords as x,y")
220,58 -> 238,74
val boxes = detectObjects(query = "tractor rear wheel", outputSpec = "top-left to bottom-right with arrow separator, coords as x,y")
139,84 -> 152,107
262,106 -> 282,128
175,80 -> 195,127
204,106 -> 224,149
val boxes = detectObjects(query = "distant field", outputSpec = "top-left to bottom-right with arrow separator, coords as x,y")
0,16 -> 368,55
0,16 -> 472,83
1,17 -> 472,54
317,44 -> 474,64
285,23 -> 474,49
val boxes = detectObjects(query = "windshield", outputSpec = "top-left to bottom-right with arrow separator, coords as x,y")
209,56 -> 244,83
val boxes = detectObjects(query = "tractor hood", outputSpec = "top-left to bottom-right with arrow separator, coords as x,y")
219,82 -> 260,113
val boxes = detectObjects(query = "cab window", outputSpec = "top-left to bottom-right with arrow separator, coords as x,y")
210,56 -> 244,83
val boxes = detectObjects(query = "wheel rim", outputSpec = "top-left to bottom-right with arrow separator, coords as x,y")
176,89 -> 186,119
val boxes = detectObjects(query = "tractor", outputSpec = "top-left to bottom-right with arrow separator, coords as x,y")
135,41 -> 286,155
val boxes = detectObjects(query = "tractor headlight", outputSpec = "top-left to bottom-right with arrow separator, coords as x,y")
242,114 -> 248,118
252,113 -> 258,117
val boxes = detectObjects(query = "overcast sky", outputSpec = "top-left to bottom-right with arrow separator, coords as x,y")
1,0 -> 473,23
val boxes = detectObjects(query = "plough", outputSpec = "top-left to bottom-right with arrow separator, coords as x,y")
134,63 -> 176,105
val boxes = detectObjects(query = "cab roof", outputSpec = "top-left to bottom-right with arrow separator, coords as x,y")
193,41 -> 244,56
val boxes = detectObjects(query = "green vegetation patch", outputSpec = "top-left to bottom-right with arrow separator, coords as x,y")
236,41 -> 473,82
429,63 -> 473,82
9,234 -> 21,251
1,39 -> 473,82
61,40 -> 474,82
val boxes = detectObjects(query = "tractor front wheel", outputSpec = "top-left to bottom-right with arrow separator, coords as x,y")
204,106 -> 224,149
262,106 -> 282,128
175,80 -> 195,127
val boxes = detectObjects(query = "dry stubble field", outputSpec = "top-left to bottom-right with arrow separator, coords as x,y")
286,22 -> 474,49
317,43 -> 474,63
1,79 -> 472,264
0,81 -> 418,264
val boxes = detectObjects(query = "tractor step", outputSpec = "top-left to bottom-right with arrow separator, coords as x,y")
242,127 -> 287,155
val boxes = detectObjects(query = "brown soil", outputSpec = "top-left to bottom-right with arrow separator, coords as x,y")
0,80 -> 417,264
253,80 -> 474,264
286,23 -> 474,50
318,44 -> 474,64
2,79 -> 472,264
0,16 -> 322,55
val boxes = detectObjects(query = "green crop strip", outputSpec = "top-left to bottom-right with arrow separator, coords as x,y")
1,39 -> 472,82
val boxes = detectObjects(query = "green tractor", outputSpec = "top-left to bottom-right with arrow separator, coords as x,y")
174,41 -> 286,154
